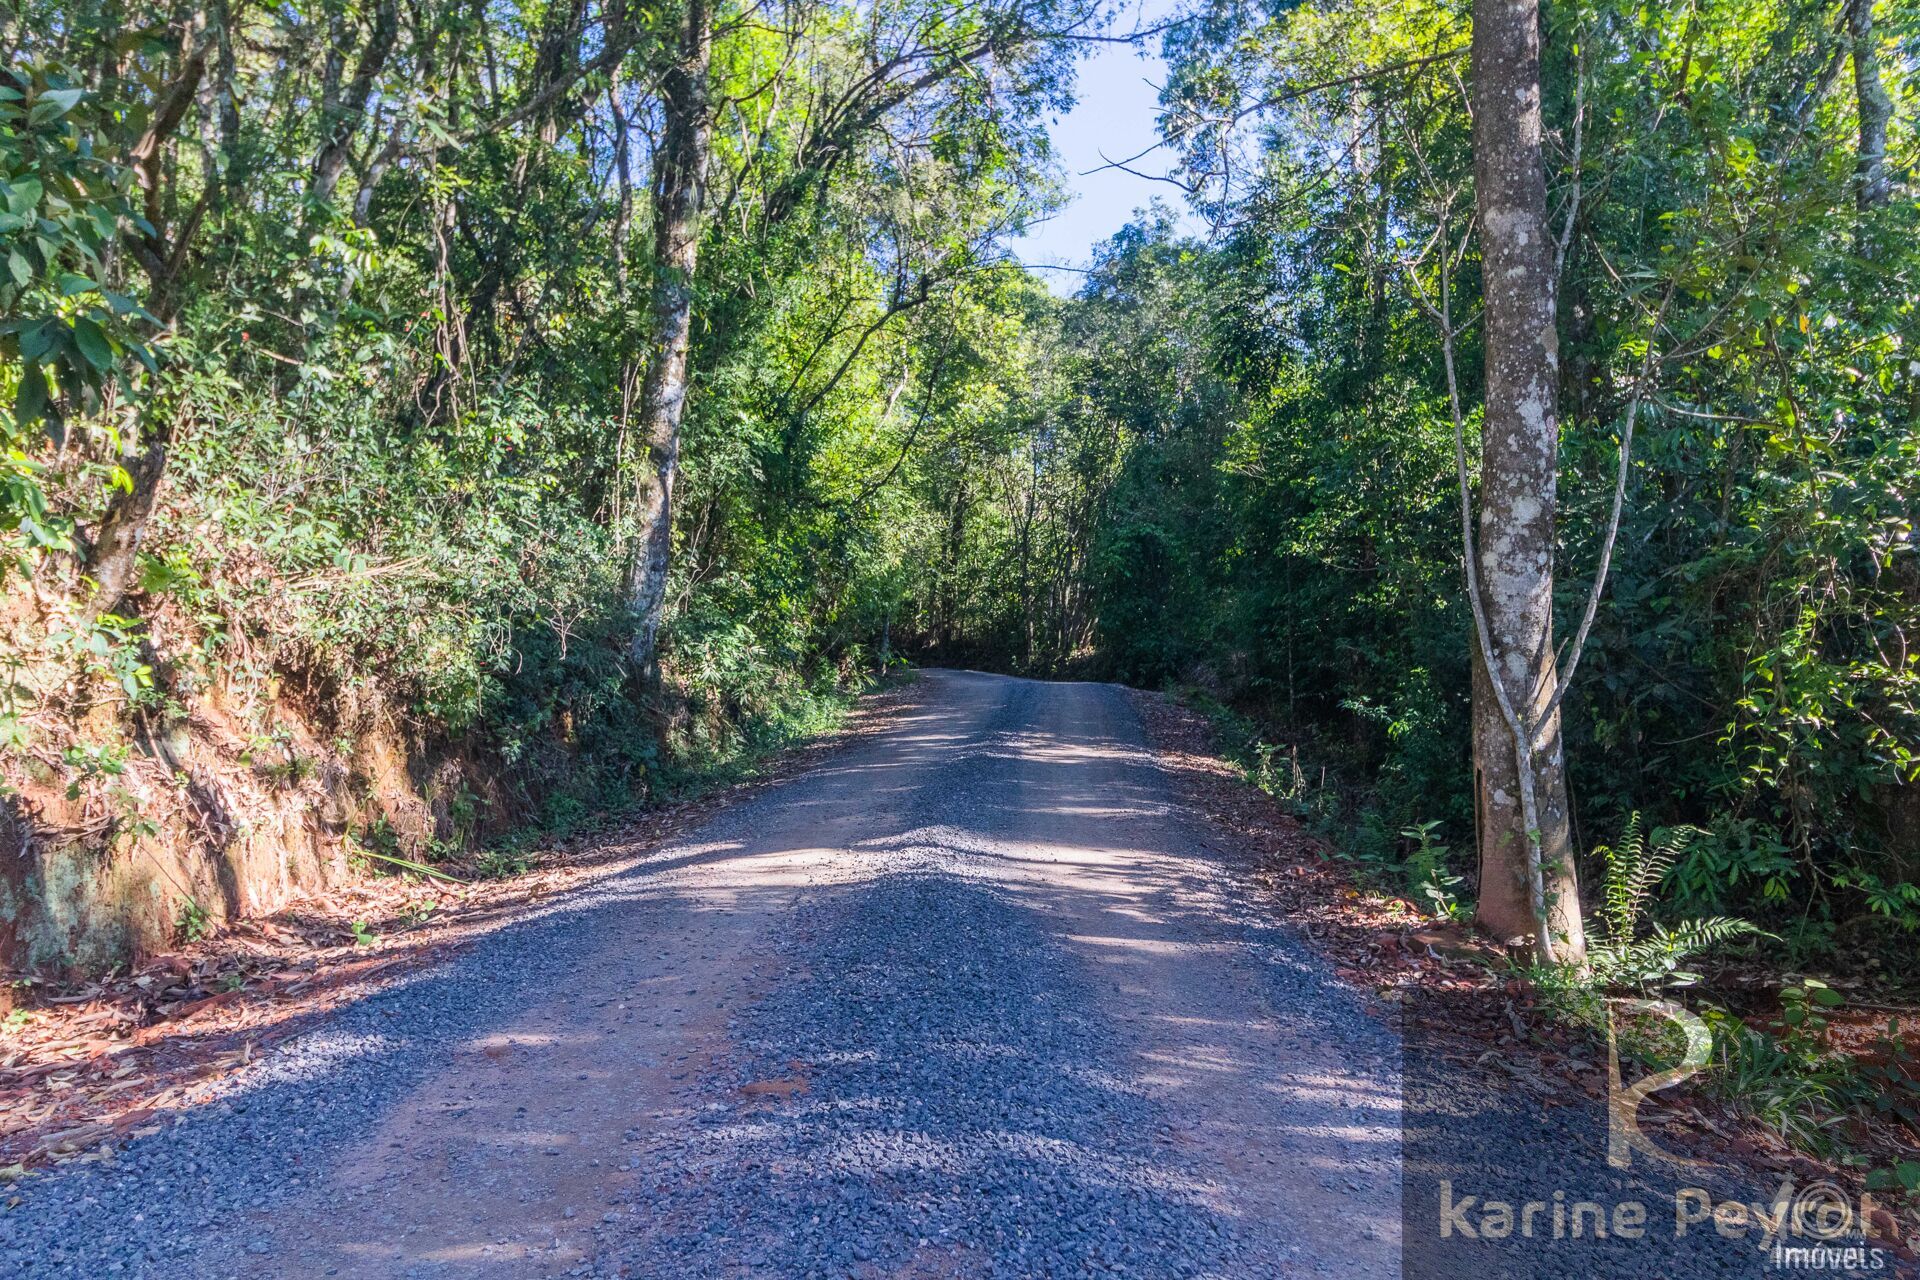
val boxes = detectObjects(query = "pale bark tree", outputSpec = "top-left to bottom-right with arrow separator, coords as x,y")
1468,0 -> 1585,961
624,0 -> 713,673
1850,0 -> 1892,208
608,71 -> 635,291
307,0 -> 400,216
616,0 -> 1076,674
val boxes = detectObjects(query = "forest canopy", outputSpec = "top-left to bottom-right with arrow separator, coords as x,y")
0,0 -> 1915,977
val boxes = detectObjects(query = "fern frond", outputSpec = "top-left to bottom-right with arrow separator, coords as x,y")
1654,916 -> 1765,954
1599,813 -> 1645,944
1620,822 -> 1684,936
1588,915 -> 1770,991
1598,815 -> 1708,945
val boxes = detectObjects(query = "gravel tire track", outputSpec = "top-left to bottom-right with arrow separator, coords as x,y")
618,860 -> 1246,1279
0,671 -> 1402,1280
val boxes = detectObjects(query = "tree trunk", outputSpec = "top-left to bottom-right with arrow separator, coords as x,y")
1850,0 -> 1892,209
608,73 -> 634,291
91,13 -> 211,607
1470,0 -> 1585,960
87,417 -> 174,609
308,0 -> 399,216
624,0 -> 712,674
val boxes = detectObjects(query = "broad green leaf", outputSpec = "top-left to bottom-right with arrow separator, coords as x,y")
71,315 -> 114,371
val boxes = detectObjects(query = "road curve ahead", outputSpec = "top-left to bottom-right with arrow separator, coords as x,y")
6,670 -> 1402,1279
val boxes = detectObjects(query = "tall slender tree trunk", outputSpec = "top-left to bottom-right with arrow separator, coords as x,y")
608,72 -> 634,291
307,0 -> 399,217
89,12 -> 212,608
88,415 -> 176,607
1470,0 -> 1585,959
1850,0 -> 1892,209
624,0 -> 713,674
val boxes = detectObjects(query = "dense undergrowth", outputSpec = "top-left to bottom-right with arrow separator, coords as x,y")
901,0 -> 1920,990
1174,683 -> 1920,1201
0,0 -> 1077,969
0,0 -> 1913,1189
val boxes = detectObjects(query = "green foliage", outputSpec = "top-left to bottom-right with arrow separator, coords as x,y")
1705,1007 -> 1849,1150
897,0 -> 1920,970
174,898 -> 209,945
45,613 -> 155,707
344,820 -> 400,873
1588,815 -> 1767,991
0,655 -> 29,752
473,847 -> 533,880
1779,977 -> 1849,1033
1402,821 -> 1466,922
0,60 -> 157,549
60,738 -> 127,785
0,0 -> 1911,1014
134,547 -> 200,599
0,0 -> 1078,910
1705,992 -> 1920,1173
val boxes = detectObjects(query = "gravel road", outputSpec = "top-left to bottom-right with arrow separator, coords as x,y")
11,669 -> 1807,1279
